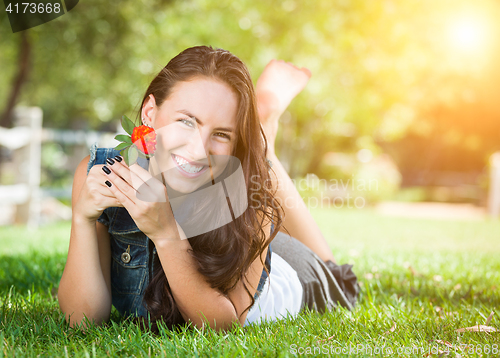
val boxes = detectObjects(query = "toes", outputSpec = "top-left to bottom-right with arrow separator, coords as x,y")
301,67 -> 312,77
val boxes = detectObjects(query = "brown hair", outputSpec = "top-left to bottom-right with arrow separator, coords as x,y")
138,46 -> 282,332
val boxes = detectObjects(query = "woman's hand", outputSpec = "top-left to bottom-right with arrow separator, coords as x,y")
101,157 -> 180,243
73,159 -> 124,222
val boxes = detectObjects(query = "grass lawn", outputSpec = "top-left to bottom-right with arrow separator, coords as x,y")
1,207 -> 499,357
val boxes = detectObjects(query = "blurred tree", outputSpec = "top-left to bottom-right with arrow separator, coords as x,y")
0,0 -> 499,184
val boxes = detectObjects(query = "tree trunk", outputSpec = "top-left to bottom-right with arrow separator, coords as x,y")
0,31 -> 31,128
0,31 -> 31,180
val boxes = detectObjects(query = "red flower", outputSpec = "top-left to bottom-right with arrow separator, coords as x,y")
131,125 -> 156,155
114,115 -> 157,165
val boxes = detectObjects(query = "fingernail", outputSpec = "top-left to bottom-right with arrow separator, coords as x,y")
114,156 -> 123,162
106,158 -> 115,165
105,180 -> 112,187
102,166 -> 111,175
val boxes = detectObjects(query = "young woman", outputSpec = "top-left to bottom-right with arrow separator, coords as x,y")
58,46 -> 359,332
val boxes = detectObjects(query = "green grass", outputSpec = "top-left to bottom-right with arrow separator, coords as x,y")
1,208 -> 499,357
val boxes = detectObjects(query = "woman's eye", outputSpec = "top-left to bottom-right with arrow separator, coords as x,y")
214,132 -> 231,141
179,118 -> 195,127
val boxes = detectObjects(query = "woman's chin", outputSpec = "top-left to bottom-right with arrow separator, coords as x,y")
164,175 -> 207,195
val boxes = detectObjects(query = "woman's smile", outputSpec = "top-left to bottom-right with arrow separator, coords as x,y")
171,153 -> 210,178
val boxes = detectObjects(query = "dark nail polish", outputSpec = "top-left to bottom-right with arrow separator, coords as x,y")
106,158 -> 115,165
114,155 -> 123,162
102,166 -> 111,175
105,180 -> 112,187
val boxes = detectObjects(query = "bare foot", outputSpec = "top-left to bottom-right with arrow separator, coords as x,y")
255,59 -> 312,146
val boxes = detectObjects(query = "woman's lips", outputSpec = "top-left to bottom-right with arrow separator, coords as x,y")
171,153 -> 209,178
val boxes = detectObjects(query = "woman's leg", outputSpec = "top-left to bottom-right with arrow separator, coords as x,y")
255,60 -> 337,263
271,231 -> 352,311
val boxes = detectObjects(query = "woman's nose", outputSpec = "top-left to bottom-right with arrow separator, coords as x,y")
186,127 -> 209,160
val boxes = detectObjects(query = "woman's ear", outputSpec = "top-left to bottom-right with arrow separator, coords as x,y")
141,94 -> 157,127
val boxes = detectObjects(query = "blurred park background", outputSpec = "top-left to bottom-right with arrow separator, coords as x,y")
1,0 -> 500,227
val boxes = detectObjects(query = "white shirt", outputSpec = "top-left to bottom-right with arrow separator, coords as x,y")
244,252 -> 303,326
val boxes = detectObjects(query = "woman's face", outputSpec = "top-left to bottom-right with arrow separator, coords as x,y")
142,76 -> 239,194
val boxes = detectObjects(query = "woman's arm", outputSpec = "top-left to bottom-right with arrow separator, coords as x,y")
103,159 -> 271,331
58,156 -> 113,327
153,217 -> 271,330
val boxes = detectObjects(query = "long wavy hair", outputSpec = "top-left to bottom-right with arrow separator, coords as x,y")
138,46 -> 283,332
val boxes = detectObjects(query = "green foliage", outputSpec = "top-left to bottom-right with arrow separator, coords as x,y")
40,142 -> 73,188
125,145 -> 139,166
114,142 -> 130,151
1,0 -> 499,177
121,115 -> 135,136
114,135 -> 132,144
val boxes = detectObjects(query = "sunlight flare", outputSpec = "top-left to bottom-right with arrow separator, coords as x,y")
448,16 -> 489,53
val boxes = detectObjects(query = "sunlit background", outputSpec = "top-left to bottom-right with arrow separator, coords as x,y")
1,0 -> 500,226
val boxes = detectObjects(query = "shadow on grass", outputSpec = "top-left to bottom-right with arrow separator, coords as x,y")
0,252 -> 66,295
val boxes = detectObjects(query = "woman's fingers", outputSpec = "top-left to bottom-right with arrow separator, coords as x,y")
103,156 -> 168,206
104,179 -> 133,209
88,164 -> 125,205
96,182 -> 123,207
130,162 -> 169,203
128,162 -> 166,195
101,164 -> 136,209
129,162 -> 154,185
104,157 -> 145,192
107,157 -> 164,197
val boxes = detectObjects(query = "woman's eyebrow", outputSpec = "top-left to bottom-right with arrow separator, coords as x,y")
176,109 -> 200,123
176,109 -> 234,132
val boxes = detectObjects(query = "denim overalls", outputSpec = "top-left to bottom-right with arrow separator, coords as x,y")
86,144 -> 272,318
